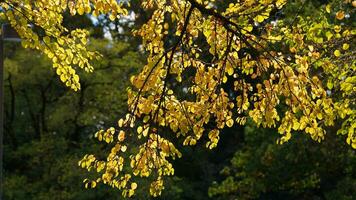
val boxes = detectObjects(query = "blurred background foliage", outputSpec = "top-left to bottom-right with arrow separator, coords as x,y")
3,0 -> 355,199
3,36 -> 144,200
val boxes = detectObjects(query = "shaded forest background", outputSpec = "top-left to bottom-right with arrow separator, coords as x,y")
3,0 -> 355,199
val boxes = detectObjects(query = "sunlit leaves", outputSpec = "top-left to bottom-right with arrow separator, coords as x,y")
335,11 -> 345,20
4,0 -> 354,198
1,0 -> 127,90
79,0 -> 355,194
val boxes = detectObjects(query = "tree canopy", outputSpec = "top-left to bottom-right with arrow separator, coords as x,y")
1,0 -> 355,198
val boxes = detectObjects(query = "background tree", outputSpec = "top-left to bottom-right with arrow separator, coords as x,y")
3,38 -> 144,200
208,122 -> 355,200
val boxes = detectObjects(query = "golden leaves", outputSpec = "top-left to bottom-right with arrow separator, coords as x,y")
70,0 -> 354,198
334,50 -> 341,57
254,13 -> 269,23
150,178 -> 164,197
276,0 -> 287,9
206,129 -> 220,149
94,127 -> 116,143
1,0 -> 126,91
84,179 -> 97,189
342,43 -> 350,50
335,11 -> 345,20
326,4 -> 331,13
226,118 -> 234,128
118,130 -> 125,142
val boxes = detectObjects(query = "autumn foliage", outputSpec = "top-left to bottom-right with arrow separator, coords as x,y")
1,0 -> 355,197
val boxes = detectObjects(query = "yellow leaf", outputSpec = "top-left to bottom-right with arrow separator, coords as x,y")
142,128 -> 149,137
81,37 -> 87,45
78,6 -> 85,15
336,11 -> 345,20
43,36 -> 50,44
118,119 -> 124,127
137,126 -> 143,134
60,74 -> 67,82
118,130 -> 125,142
342,43 -> 349,50
334,25 -> 341,33
131,182 -> 138,190
128,189 -> 134,197
164,23 -> 169,29
226,66 -> 234,76
121,145 -> 127,152
84,6 -> 91,14
189,139 -> 196,145
255,15 -> 265,23
223,76 -> 227,83
245,24 -> 253,32
109,14 -> 116,21
334,50 -> 341,57
57,38 -> 64,45
104,134 -> 112,143
325,4 -> 331,13
226,118 -> 234,127
325,31 -> 333,40
91,181 -> 97,188
292,121 -> 300,130
276,0 -> 286,9
327,80 -> 333,90
74,74 -> 80,82
0,12 -> 5,20
56,68 -> 62,75
21,40 -> 30,48
98,133 -> 103,141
